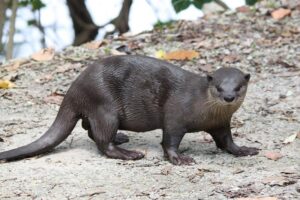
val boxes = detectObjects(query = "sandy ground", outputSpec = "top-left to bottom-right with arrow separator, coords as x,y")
1,4 -> 300,200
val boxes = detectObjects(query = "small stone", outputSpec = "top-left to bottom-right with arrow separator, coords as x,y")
279,94 -> 286,99
286,90 -> 293,96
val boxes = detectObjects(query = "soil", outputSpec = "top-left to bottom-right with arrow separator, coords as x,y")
0,2 -> 299,200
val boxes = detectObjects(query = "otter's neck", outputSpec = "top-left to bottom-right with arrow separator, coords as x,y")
188,91 -> 244,132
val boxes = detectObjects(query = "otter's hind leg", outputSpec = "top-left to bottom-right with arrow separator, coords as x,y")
89,109 -> 144,160
81,117 -> 129,145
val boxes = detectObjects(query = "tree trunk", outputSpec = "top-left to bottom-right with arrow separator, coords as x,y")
0,0 -> 8,53
111,0 -> 133,34
66,0 -> 99,46
6,0 -> 18,60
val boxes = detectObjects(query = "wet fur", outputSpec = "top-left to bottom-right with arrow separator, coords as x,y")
0,55 -> 259,165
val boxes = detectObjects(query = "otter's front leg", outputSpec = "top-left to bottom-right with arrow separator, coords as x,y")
161,126 -> 195,165
208,125 -> 259,156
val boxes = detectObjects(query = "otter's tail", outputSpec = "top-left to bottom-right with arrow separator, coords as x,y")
0,104 -> 78,162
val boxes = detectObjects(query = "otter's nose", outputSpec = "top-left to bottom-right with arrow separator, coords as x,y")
224,96 -> 235,102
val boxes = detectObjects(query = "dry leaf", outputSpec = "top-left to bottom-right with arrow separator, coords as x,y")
222,55 -> 240,63
83,40 -> 106,49
3,59 -> 29,72
262,176 -> 296,186
195,40 -> 212,49
163,50 -> 199,60
199,64 -> 213,72
0,80 -> 15,89
110,49 -> 126,56
44,93 -> 64,105
127,41 -> 141,50
54,63 -> 79,74
31,48 -> 55,61
4,62 -> 20,72
236,6 -> 251,13
155,50 -> 166,59
236,197 -> 278,200
271,8 -> 291,20
264,152 -> 283,161
161,166 -> 172,175
283,133 -> 297,144
203,134 -> 213,143
36,74 -> 53,83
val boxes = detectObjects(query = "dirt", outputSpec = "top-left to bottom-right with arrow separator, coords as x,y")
0,3 -> 300,200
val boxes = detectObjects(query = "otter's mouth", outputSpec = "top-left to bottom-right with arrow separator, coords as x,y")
218,99 -> 239,106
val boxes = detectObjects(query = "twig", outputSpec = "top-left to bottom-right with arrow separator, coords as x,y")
214,0 -> 230,10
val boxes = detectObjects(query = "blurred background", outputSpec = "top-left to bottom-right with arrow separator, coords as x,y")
0,0 -> 250,62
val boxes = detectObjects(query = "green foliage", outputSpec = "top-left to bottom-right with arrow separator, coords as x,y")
172,0 -> 191,13
19,0 -> 45,10
154,20 -> 175,30
245,0 -> 258,6
27,19 -> 37,26
193,0 -> 213,10
172,0 -> 259,13
172,0 -> 216,13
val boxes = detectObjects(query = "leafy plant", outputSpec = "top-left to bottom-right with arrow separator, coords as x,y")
154,20 -> 175,30
245,0 -> 258,6
19,0 -> 45,11
172,0 -> 259,13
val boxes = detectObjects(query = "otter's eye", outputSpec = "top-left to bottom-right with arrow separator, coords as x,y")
234,86 -> 241,92
216,86 -> 223,92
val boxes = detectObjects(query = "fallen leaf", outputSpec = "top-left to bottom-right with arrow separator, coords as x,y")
44,93 -> 64,105
4,62 -> 20,72
110,49 -> 127,56
127,41 -> 141,50
155,50 -> 166,59
161,166 -> 172,175
83,40 -> 106,49
236,6 -> 251,13
198,64 -> 213,72
31,48 -> 55,61
203,134 -> 213,143
264,152 -> 283,161
0,80 -> 15,89
195,40 -> 213,49
3,59 -> 29,72
271,8 -> 291,20
236,197 -> 278,200
274,60 -> 296,69
163,50 -> 199,60
283,133 -> 297,144
262,176 -> 296,186
35,74 -> 53,83
54,63 -> 81,74
222,54 -> 240,63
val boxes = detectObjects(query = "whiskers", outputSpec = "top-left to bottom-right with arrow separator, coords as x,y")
203,97 -> 244,122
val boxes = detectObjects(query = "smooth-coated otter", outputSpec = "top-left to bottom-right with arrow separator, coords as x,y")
0,55 -> 259,165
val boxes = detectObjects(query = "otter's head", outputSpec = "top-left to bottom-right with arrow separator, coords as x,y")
207,67 -> 250,107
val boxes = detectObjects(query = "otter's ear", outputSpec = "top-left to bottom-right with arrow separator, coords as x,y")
244,73 -> 250,82
207,75 -> 213,82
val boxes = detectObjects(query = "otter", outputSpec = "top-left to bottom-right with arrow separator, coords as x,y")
0,55 -> 259,165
